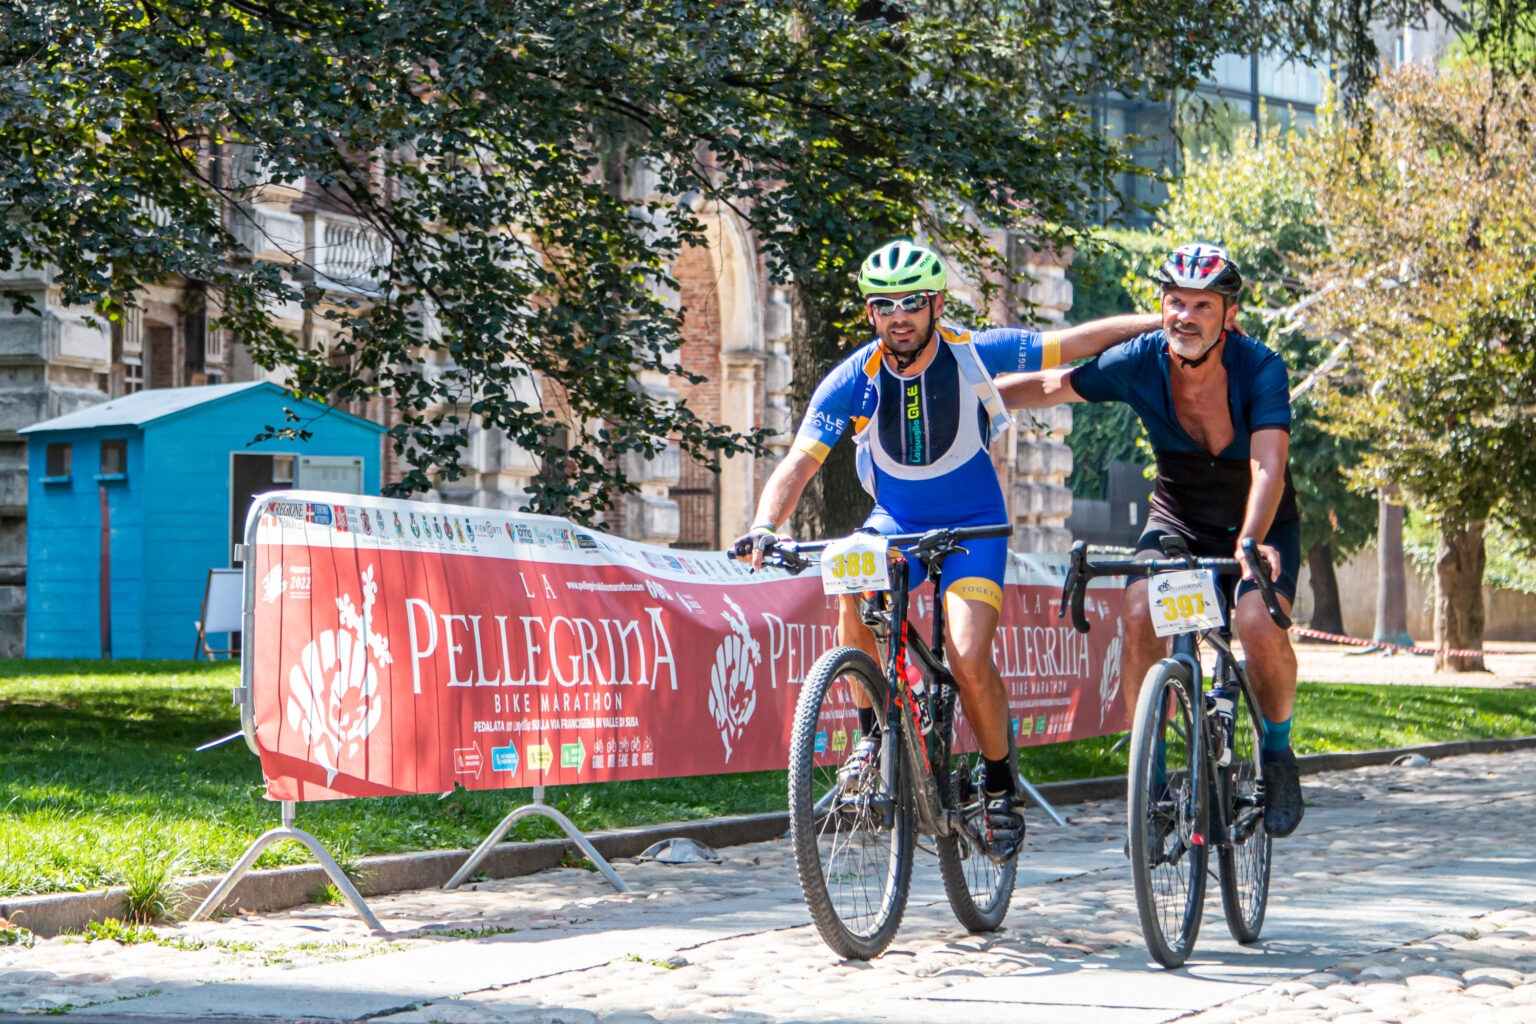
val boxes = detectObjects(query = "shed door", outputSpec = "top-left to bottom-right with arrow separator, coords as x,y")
230,453 -> 294,565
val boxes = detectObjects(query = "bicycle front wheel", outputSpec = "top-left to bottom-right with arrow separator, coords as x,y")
1219,669 -> 1272,943
788,646 -> 914,960
937,741 -> 1016,932
1127,658 -> 1208,968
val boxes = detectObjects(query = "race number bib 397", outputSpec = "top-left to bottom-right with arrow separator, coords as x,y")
821,533 -> 891,595
1149,569 -> 1224,637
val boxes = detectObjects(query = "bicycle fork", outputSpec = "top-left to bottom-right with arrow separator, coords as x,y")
877,560 -> 951,838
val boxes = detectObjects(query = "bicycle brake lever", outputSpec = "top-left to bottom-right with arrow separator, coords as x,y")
1239,538 -> 1292,630
1060,542 -> 1091,634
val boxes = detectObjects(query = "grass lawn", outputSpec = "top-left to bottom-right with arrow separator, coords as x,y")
3,658 -> 1534,899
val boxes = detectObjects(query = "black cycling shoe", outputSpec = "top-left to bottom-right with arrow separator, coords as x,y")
981,790 -> 1027,863
1262,747 -> 1305,837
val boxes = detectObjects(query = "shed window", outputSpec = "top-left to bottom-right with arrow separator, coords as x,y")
100,439 -> 128,477
45,442 -> 72,480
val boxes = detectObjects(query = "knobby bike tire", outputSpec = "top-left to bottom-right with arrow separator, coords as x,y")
1218,664 -> 1272,944
788,646 -> 914,960
935,686 -> 1016,932
1127,658 -> 1208,969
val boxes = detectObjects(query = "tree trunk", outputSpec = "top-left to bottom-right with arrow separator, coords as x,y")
1434,519 -> 1487,672
788,288 -> 872,539
1305,540 -> 1345,636
1374,489 -> 1412,647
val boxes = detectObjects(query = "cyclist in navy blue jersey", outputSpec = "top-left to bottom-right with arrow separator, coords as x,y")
998,242 -> 1304,837
732,239 -> 1158,860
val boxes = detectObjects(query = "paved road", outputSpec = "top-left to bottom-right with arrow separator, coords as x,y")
5,748 -> 1536,1023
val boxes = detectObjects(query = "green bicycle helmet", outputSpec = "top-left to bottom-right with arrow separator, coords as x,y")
857,240 -> 947,295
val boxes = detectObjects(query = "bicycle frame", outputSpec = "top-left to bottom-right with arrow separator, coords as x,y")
778,524 -> 1009,842
1058,535 -> 1291,839
869,555 -> 963,840
1164,587 -> 1268,852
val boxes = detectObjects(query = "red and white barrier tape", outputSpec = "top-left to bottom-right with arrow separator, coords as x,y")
1288,625 -> 1525,659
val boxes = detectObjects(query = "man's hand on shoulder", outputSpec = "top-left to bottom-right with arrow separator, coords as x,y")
996,366 -> 1081,409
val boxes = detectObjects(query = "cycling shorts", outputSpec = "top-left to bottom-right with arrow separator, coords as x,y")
862,508 -> 1008,612
1132,517 -> 1300,607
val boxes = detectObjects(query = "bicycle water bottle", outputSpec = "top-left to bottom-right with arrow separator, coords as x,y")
904,659 -> 934,736
1206,686 -> 1234,767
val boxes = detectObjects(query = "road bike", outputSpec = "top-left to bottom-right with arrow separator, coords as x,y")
754,524 -> 1016,960
1058,536 -> 1291,968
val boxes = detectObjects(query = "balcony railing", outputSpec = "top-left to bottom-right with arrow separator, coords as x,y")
314,213 -> 390,294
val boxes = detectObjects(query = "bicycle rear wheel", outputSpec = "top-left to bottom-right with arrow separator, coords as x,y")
1127,658 -> 1208,968
1219,668 -> 1272,943
788,646 -> 914,960
936,688 -> 1016,932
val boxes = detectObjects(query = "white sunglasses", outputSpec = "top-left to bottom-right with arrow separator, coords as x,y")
866,292 -> 935,316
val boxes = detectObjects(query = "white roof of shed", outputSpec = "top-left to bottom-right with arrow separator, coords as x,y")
20,383 -> 271,433
19,382 -> 383,434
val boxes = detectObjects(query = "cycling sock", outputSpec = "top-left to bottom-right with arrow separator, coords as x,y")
1262,715 -> 1292,755
983,756 -> 1014,795
857,706 -> 878,739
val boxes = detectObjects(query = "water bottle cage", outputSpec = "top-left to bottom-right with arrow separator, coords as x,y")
1206,692 -> 1235,768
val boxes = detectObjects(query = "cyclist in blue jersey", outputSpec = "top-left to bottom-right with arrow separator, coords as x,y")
998,242 -> 1304,838
732,239 -> 1158,861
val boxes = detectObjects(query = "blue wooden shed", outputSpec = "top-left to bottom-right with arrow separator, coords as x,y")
20,382 -> 385,659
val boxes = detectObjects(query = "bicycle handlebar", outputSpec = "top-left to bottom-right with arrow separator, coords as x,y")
728,523 -> 1012,576
1057,538 -> 1291,634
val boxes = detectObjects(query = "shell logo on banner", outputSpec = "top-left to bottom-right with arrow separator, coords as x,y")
283,565 -> 392,785
708,596 -> 761,762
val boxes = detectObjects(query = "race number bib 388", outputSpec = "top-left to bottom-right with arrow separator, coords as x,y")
1149,569 -> 1224,637
821,533 -> 891,595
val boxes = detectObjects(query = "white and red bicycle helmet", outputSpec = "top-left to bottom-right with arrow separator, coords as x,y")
1153,242 -> 1244,298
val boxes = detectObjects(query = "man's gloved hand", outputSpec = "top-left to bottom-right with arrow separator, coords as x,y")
731,525 -> 782,570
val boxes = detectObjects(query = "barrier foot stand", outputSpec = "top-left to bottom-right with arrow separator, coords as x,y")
188,801 -> 385,933
1017,772 -> 1069,828
444,786 -> 632,894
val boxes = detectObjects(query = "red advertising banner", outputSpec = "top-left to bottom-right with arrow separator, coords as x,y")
245,491 -> 1127,802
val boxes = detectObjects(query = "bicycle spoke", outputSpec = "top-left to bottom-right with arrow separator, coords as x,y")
789,647 -> 913,960
1219,671 -> 1272,943
1128,660 -> 1207,968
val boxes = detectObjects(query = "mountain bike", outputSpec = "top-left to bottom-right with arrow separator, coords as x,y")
753,524 -> 1016,960
1058,535 -> 1291,968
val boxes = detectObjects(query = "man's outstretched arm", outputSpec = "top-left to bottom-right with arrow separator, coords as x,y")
1049,313 -> 1160,364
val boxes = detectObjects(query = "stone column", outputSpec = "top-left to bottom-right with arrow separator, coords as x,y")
1007,249 -> 1077,553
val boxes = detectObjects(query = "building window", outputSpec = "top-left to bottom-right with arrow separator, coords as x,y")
100,439 -> 128,478
44,442 -> 72,481
122,358 -> 144,394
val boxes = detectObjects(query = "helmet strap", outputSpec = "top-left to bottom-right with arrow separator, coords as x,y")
883,319 -> 937,373
1172,330 -> 1225,369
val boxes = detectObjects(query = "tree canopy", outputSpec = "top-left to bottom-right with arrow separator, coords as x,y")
4,0 -> 1531,524
1296,60 -> 1536,663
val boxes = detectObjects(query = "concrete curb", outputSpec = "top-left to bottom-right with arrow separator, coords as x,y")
6,735 -> 1535,939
